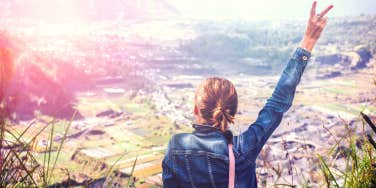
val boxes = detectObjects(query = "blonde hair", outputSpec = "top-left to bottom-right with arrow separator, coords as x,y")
195,77 -> 238,132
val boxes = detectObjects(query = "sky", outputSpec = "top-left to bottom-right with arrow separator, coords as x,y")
3,0 -> 376,22
167,0 -> 376,20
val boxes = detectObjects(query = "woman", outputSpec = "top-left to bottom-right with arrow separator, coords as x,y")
162,2 -> 333,187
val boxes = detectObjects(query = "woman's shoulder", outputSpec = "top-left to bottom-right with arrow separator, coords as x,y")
168,132 -> 193,149
167,131 -> 228,156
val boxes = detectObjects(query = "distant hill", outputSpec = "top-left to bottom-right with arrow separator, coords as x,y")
315,46 -> 373,79
4,62 -> 83,120
0,34 -> 91,120
177,16 -> 376,75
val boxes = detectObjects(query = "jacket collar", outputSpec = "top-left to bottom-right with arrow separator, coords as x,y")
192,124 -> 222,134
192,124 -> 233,144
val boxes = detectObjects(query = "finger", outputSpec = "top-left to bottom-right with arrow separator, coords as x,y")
312,18 -> 328,38
312,27 -> 322,39
322,17 -> 328,24
319,5 -> 334,17
310,1 -> 317,18
318,17 -> 328,27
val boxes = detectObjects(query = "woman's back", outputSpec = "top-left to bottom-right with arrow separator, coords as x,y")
163,126 -> 257,188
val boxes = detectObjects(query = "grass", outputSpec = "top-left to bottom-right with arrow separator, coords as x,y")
315,79 -> 376,187
76,95 -> 153,117
321,87 -> 352,95
256,110 -> 376,187
0,113 -> 146,187
317,112 -> 376,187
0,112 -> 77,186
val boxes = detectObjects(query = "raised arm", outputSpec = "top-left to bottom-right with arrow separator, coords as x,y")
247,47 -> 310,156
234,1 -> 333,159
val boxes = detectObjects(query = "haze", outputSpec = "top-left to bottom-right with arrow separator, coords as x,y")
1,0 -> 375,23
169,0 -> 376,20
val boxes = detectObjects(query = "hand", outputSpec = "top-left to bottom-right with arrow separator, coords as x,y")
300,1 -> 333,52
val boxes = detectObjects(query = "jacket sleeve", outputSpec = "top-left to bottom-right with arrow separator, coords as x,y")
235,47 -> 311,160
162,139 -> 179,188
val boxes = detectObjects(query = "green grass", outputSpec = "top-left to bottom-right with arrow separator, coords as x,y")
315,103 -> 361,117
107,142 -> 140,152
146,135 -> 171,145
76,96 -> 153,117
313,79 -> 356,88
318,112 -> 376,187
321,87 -> 352,95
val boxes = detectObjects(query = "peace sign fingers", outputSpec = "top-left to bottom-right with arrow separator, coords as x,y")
301,1 -> 334,51
318,4 -> 334,17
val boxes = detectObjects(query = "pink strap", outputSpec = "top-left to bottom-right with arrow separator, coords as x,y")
228,143 -> 235,188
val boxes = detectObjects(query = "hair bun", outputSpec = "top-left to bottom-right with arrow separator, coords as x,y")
195,77 -> 238,132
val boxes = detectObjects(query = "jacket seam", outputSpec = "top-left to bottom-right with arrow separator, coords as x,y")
206,155 -> 217,188
172,150 -> 228,160
184,154 -> 196,188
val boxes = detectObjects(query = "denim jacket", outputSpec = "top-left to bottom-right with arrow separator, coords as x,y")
162,47 -> 311,188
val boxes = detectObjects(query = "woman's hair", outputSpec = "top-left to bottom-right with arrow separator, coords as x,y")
195,77 -> 238,132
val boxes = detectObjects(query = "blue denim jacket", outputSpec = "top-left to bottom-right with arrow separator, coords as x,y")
162,48 -> 311,188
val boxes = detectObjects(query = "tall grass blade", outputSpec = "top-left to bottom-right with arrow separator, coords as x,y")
48,111 -> 76,184
45,122 -> 55,185
273,183 -> 295,187
361,112 -> 376,133
9,150 -> 38,186
318,154 -> 340,188
126,155 -> 138,188
105,152 -> 128,187
367,134 -> 376,150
